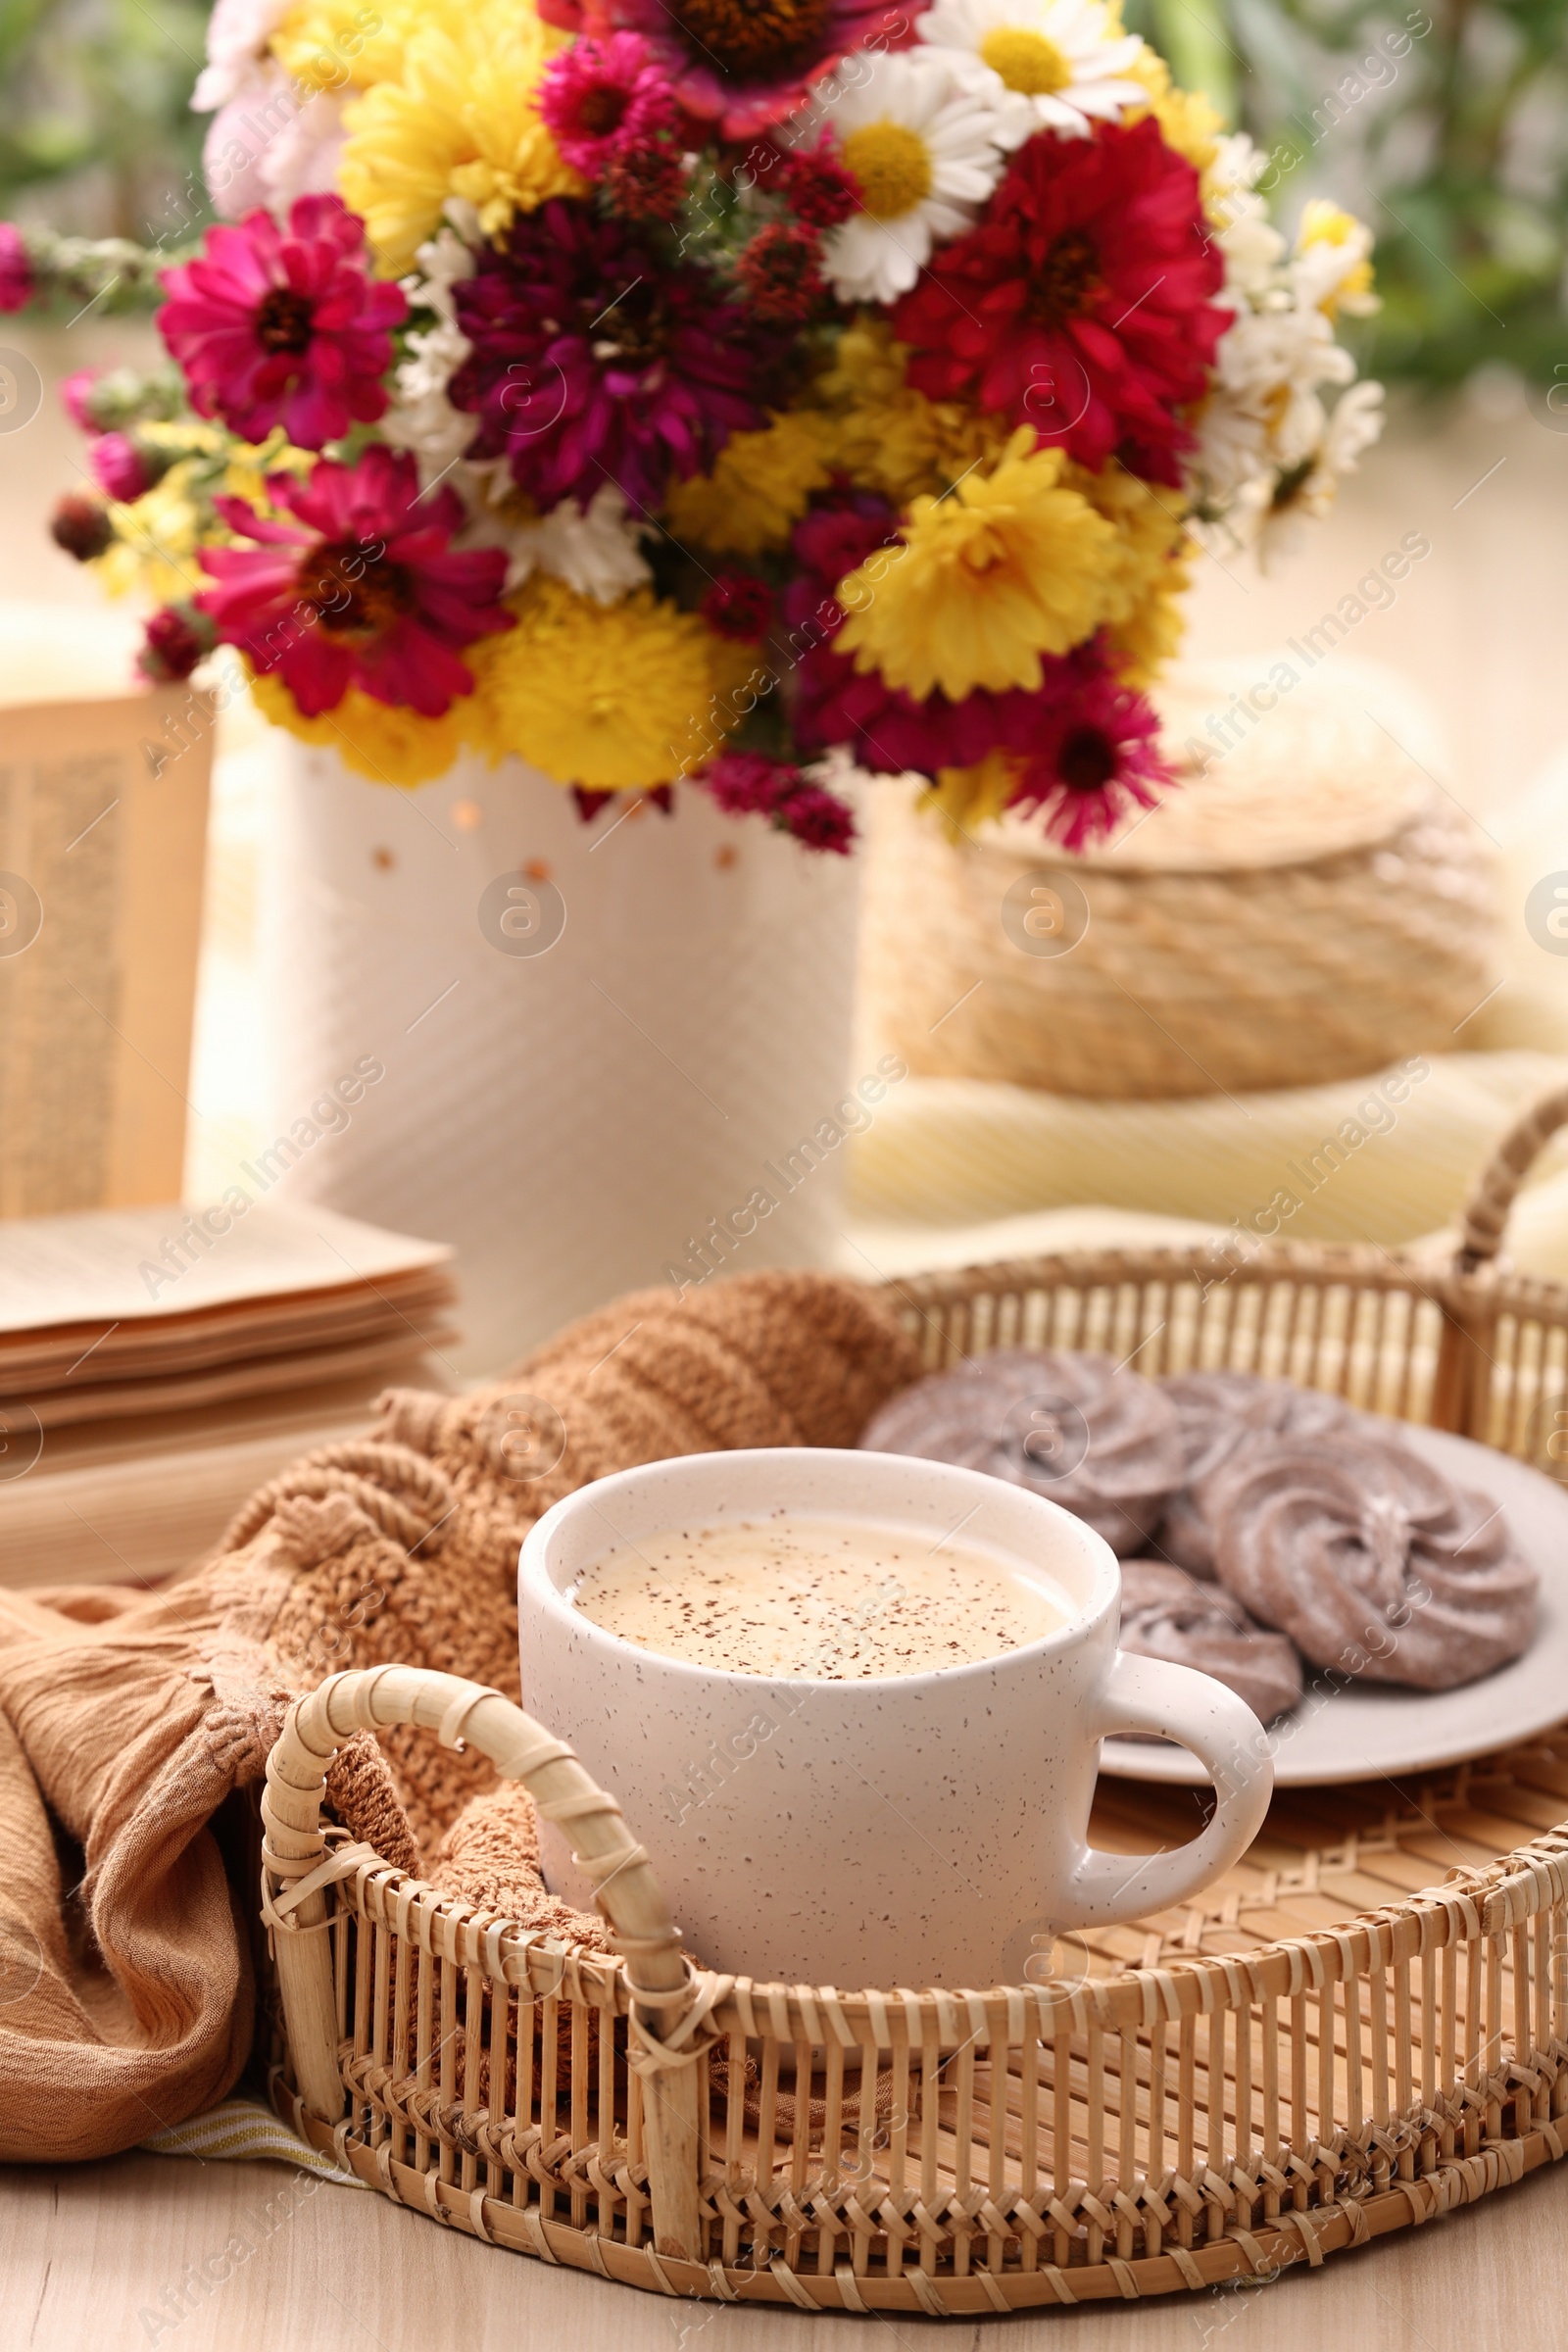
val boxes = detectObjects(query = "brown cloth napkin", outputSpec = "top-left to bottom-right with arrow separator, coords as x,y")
0,1272 -> 920,2161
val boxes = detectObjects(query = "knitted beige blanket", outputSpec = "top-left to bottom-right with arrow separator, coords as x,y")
0,1272 -> 919,2163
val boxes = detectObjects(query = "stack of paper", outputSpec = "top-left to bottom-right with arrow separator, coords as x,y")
0,1200 -> 459,1427
0,1200 -> 459,1585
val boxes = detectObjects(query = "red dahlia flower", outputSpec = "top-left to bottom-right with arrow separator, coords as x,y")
893,118 -> 1230,487
449,200 -> 780,514
159,194 -> 406,453
197,446 -> 512,717
538,0 -> 911,141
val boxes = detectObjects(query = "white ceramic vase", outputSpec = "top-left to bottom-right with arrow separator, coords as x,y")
259,749 -> 862,1370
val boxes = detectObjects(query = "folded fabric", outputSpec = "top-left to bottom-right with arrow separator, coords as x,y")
846,1048 -> 1568,1260
0,1272 -> 920,2163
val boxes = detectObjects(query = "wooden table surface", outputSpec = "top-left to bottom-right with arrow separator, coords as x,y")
14,2144 -> 1568,2352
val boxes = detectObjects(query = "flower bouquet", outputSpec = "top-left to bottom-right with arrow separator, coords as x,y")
30,0 -> 1381,858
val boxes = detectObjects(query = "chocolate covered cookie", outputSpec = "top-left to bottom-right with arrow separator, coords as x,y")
1158,1370 -> 1359,1578
858,1348 -> 1185,1555
1209,1429 -> 1538,1690
1119,1558 -> 1303,1725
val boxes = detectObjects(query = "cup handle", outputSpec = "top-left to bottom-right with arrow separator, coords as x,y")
1062,1649 -> 1274,1930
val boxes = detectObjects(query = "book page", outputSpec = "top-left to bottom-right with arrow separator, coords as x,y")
0,1200 -> 454,1331
0,685 -> 212,1215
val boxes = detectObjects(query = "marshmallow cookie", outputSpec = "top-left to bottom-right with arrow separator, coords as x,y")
1158,1370 -> 1359,1578
1118,1559 -> 1303,1725
859,1349 -> 1184,1555
1209,1430 -> 1538,1690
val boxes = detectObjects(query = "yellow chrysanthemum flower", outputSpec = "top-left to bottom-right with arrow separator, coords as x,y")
834,430 -> 1118,703
920,754 -> 1018,840
809,318 -> 1013,507
1063,458 -> 1189,686
1124,46 -> 1221,174
339,0 -> 580,274
465,580 -> 726,790
250,672 -> 466,787
1103,549 -> 1192,686
664,413 -> 835,558
270,0 -> 425,93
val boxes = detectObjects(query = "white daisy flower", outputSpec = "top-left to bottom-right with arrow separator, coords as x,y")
810,52 -> 1014,305
1239,378 -> 1385,570
915,0 -> 1147,141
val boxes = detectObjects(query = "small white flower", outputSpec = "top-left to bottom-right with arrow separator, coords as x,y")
1238,378 -> 1386,569
193,0 -> 291,113
1216,202 -> 1287,304
811,52 -> 1013,305
459,475 -> 652,600
513,483 -> 654,605
1215,303 -> 1355,467
1292,202 -> 1380,318
915,0 -> 1146,140
381,233 -> 479,484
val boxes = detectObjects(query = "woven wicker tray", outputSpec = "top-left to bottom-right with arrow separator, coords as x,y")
262,1083 -> 1568,2315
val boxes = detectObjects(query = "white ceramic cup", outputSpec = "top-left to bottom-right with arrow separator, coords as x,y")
518,1448 -> 1273,1987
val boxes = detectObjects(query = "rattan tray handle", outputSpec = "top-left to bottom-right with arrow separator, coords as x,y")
1457,1079 -> 1568,1271
261,1664 -> 707,2260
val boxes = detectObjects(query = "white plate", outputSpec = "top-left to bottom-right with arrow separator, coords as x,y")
1098,1420 -> 1568,1788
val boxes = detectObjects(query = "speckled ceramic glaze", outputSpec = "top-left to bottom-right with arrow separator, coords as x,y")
518,1449 -> 1273,1986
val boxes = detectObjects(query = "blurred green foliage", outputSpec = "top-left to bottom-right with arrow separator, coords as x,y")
1135,0 -> 1568,391
0,0 -> 214,240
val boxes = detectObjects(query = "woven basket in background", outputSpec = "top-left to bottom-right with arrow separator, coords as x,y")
858,659 -> 1502,1100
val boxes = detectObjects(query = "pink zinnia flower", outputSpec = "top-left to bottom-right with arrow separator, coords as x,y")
997,658 -> 1171,849
538,31 -> 677,172
159,194 -> 406,453
450,199 -> 780,514
0,222 -> 31,314
540,0 -> 911,142
196,446 -> 513,717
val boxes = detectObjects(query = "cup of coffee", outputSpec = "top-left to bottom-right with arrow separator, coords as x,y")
518,1447 -> 1272,1986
